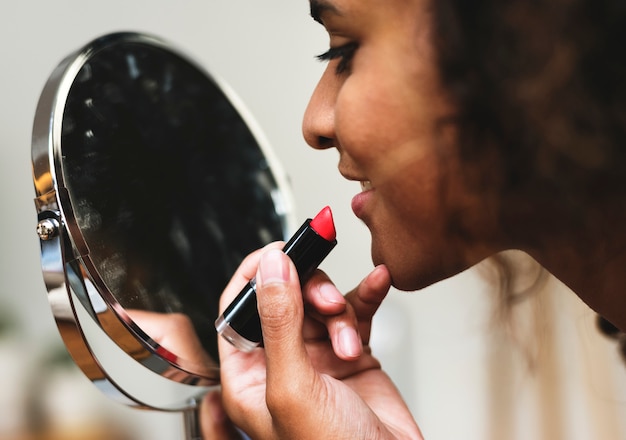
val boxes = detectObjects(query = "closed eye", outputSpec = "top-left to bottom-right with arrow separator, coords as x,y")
316,42 -> 358,75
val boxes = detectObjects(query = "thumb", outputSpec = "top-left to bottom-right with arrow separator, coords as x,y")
255,248 -> 316,390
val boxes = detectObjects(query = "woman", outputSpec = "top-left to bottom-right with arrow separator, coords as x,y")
201,0 -> 626,438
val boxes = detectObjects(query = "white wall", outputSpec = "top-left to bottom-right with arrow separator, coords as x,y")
2,1 -> 625,440
0,2 -> 385,438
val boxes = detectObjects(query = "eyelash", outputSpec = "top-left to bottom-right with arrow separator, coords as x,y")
316,42 -> 358,74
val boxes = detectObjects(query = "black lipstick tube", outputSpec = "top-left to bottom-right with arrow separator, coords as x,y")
215,218 -> 337,352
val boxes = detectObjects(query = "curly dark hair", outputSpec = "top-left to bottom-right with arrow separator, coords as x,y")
432,1 -> 626,365
432,0 -> 626,208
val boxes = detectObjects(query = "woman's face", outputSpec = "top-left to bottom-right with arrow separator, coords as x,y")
303,0 -> 502,290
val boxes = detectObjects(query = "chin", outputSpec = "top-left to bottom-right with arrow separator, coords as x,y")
389,270 -> 444,292
371,243 -> 458,292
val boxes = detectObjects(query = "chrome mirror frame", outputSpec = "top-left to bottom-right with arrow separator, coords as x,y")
31,32 -> 295,418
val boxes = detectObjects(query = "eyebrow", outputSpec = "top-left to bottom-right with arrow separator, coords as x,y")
309,0 -> 341,24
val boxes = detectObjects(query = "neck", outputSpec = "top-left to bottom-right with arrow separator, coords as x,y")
535,237 -> 626,331
503,194 -> 626,331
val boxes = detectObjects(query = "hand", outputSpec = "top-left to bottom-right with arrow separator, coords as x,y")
216,244 -> 423,439
128,311 -> 242,438
127,309 -> 216,371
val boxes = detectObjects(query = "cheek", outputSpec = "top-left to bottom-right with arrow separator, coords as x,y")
364,132 -> 479,289
379,139 -> 443,206
332,61 -> 476,288
369,155 -> 457,288
372,152 -> 502,290
335,75 -> 431,178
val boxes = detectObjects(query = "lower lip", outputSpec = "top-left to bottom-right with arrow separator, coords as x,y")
351,189 -> 373,219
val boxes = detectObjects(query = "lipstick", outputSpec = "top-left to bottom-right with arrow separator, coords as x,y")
215,206 -> 337,352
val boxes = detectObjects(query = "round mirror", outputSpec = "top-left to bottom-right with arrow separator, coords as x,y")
32,32 -> 295,408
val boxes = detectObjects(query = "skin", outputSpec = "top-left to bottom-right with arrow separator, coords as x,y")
300,0 -> 626,332
200,0 -> 626,437
302,0 -> 504,291
212,247 -> 422,439
199,1 -> 456,437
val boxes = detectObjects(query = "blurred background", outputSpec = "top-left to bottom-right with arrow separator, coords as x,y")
2,1 -> 626,439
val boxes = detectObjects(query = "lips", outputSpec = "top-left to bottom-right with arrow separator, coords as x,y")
338,168 -> 374,218
352,180 -> 374,219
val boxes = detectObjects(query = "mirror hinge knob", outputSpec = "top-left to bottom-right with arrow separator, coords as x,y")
37,218 -> 60,241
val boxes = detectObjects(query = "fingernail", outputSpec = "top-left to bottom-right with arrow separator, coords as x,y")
319,283 -> 346,305
369,264 -> 389,283
339,326 -> 362,358
259,248 -> 290,285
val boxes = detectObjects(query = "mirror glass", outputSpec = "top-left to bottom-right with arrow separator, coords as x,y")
33,32 -> 293,385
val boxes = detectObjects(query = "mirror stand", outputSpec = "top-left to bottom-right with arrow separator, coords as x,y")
183,405 -> 202,440
38,210 -> 211,438
32,32 -> 292,439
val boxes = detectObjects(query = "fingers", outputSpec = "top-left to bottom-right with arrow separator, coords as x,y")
347,264 -> 392,324
256,249 -> 310,365
318,266 -> 390,358
298,271 -> 361,360
218,247 -> 329,438
218,245 -> 390,366
216,248 -> 394,439
302,265 -> 391,360
302,271 -> 347,315
200,390 -> 244,440
345,265 -> 391,343
218,242 -> 284,360
254,249 -> 322,410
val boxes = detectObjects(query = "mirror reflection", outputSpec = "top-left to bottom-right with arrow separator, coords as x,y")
55,34 -> 290,368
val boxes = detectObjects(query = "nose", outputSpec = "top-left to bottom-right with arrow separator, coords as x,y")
302,66 -> 338,150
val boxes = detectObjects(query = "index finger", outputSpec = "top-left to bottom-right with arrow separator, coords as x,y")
345,264 -> 392,343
